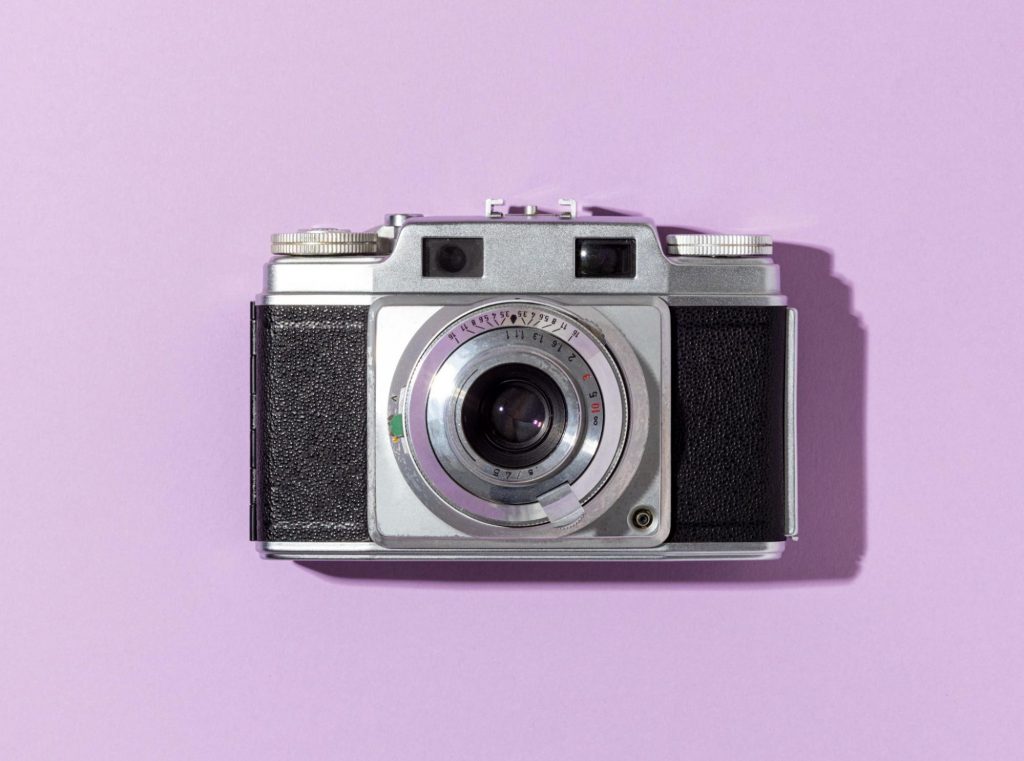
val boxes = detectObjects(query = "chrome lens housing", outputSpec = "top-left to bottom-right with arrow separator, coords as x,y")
398,300 -> 633,534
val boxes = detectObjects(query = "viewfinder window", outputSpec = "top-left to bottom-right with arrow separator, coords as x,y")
422,238 -> 484,278
575,238 -> 636,278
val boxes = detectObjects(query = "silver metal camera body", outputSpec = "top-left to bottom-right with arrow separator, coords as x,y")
252,200 -> 797,561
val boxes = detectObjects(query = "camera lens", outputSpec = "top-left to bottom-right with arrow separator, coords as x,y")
437,244 -> 468,274
488,383 -> 548,446
410,301 -> 632,526
461,363 -> 567,469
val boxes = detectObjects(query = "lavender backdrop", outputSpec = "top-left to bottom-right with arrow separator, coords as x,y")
2,1 -> 1022,759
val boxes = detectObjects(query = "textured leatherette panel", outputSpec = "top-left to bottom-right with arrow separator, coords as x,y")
668,307 -> 788,542
251,304 -> 370,541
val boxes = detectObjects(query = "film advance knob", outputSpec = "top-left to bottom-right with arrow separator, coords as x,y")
666,233 -> 773,257
270,228 -> 380,256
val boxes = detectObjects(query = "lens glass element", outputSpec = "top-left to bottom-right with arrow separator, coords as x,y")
489,383 -> 548,446
461,363 -> 567,469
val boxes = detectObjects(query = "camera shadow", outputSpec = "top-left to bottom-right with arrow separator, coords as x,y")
301,227 -> 866,587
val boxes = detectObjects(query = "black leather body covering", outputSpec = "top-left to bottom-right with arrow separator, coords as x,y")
668,306 -> 788,542
251,304 -> 370,542
250,303 -> 788,544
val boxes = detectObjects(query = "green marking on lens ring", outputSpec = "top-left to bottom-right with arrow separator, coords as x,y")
388,414 -> 405,440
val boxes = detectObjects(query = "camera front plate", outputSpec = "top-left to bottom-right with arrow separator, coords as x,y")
370,295 -> 671,549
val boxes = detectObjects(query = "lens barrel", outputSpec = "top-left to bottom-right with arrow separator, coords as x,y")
404,301 -> 629,527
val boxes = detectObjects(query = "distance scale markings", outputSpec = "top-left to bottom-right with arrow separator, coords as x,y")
443,307 -> 582,343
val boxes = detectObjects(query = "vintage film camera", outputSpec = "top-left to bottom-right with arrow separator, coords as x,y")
251,199 -> 797,560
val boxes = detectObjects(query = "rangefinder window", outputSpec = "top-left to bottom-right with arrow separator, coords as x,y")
422,237 -> 484,278
575,238 -> 636,278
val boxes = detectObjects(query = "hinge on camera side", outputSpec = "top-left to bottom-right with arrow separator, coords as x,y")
250,303 -> 258,541
784,308 -> 799,540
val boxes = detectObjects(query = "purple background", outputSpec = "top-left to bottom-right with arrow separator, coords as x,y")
2,1 -> 1022,758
